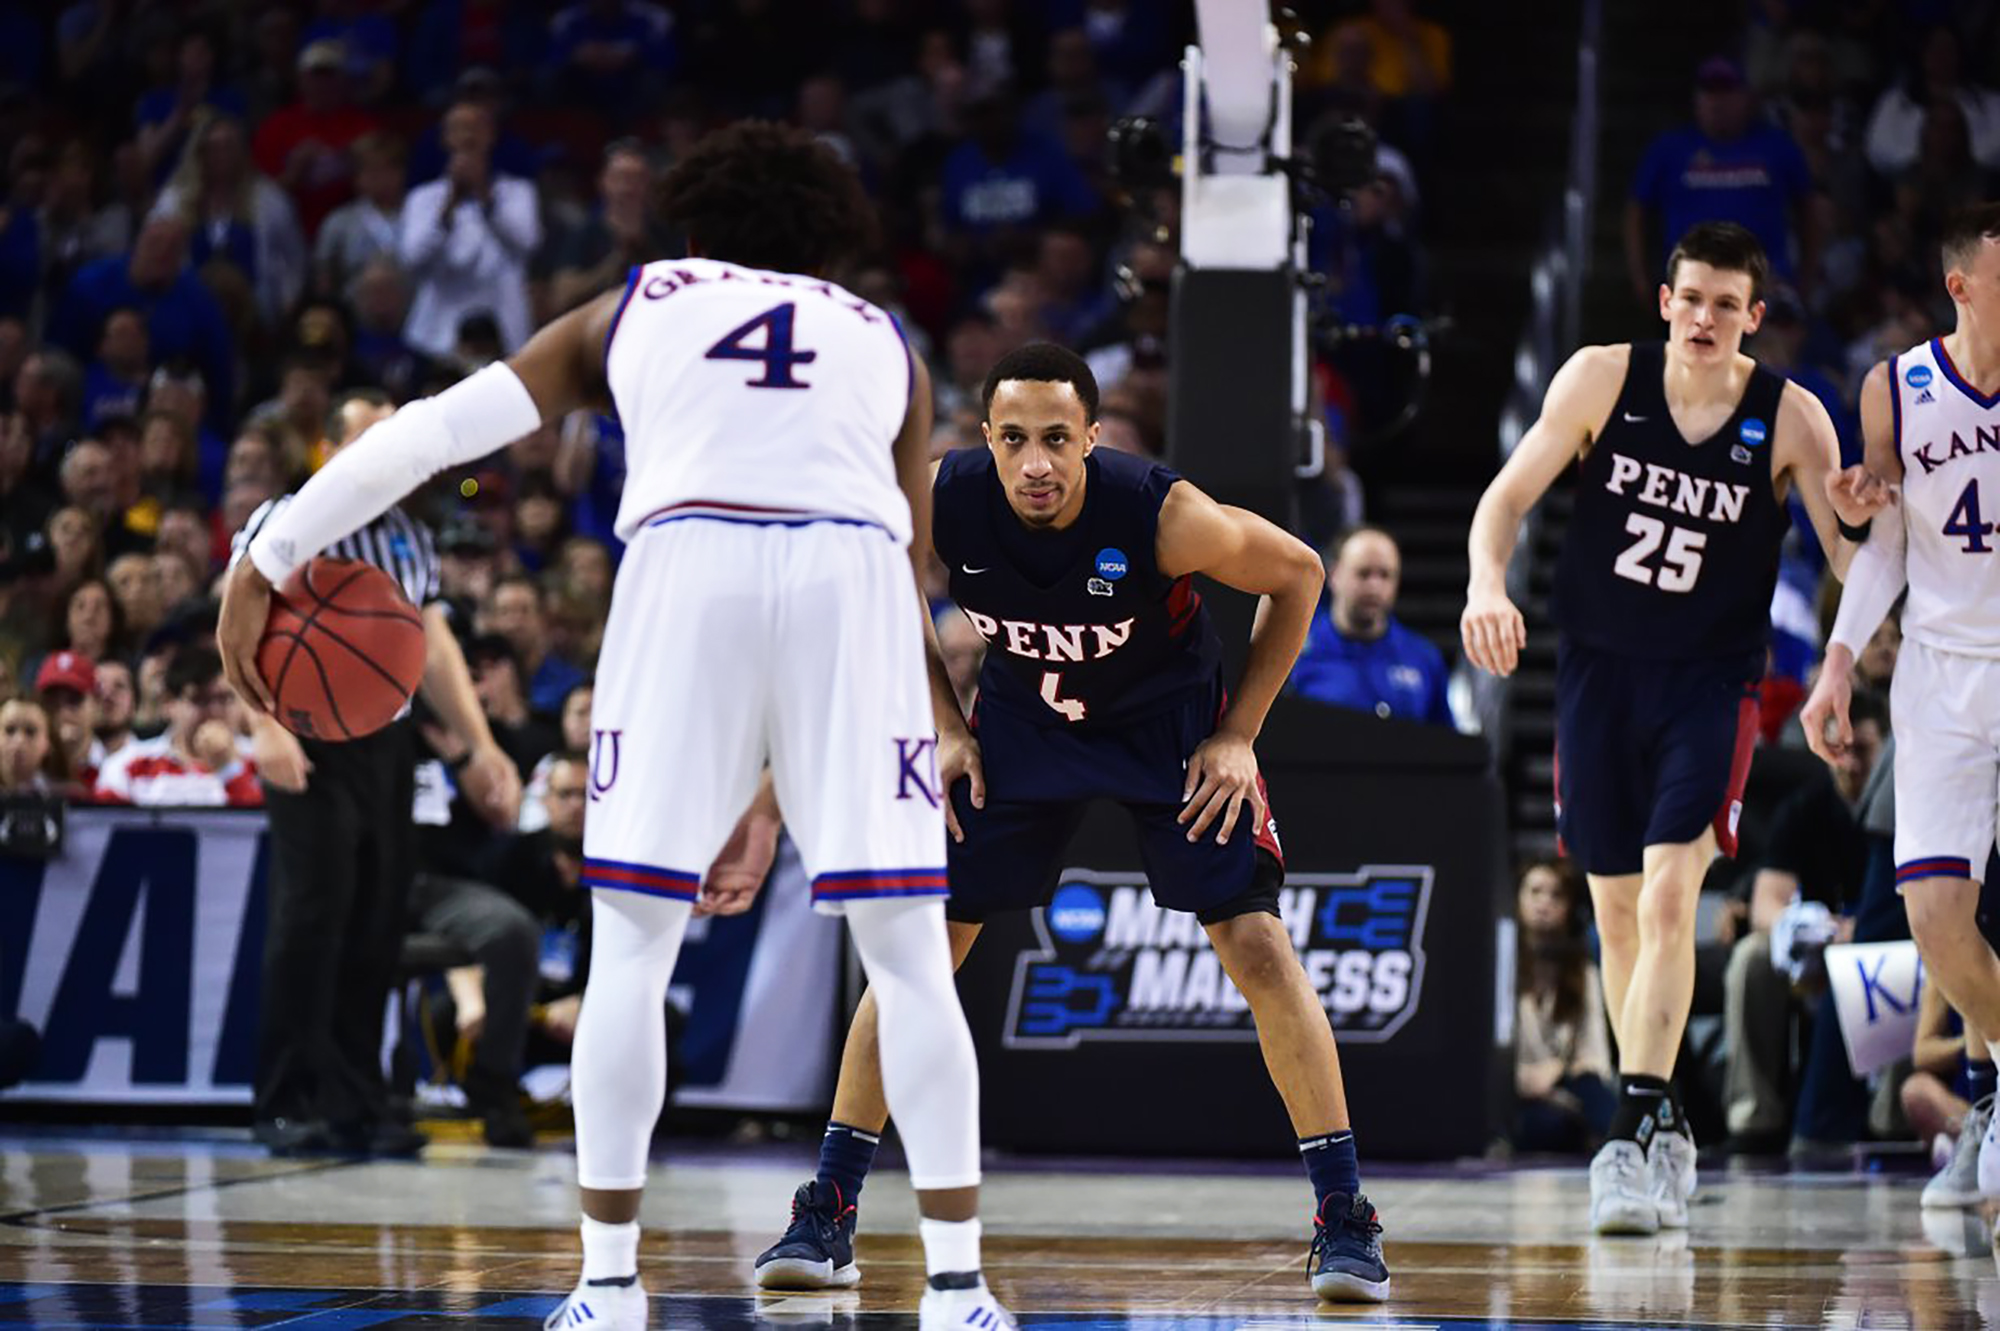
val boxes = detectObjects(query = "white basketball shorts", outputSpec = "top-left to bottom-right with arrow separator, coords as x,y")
1892,636 -> 2000,888
582,514 -> 949,913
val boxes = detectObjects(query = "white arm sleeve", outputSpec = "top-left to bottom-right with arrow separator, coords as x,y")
246,362 -> 542,585
1827,506 -> 1908,655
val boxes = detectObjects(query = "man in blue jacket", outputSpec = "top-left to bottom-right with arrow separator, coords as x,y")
1290,526 -> 1452,725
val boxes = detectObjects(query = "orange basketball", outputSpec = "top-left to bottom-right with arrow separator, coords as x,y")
256,557 -> 427,741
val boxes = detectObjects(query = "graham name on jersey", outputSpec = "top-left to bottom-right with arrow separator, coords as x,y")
962,608 -> 1136,661
1907,423 -> 2000,476
1602,453 -> 1753,524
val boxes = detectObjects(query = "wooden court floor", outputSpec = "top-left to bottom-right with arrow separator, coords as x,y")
0,1132 -> 1993,1329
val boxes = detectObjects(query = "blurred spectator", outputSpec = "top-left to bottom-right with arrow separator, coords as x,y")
134,29 -> 250,189
477,574 -> 586,718
483,749 -> 593,1060
243,9 -> 306,125
153,547 -> 202,618
798,73 -> 860,168
34,649 -> 97,794
1024,28 -> 1124,144
95,644 -> 260,806
1626,57 -> 1818,302
463,632 -> 560,774
1754,291 -> 1853,458
518,679 -> 593,833
246,353 -> 335,477
156,497 -> 213,581
399,100 -> 540,359
82,309 -> 149,430
301,0 -> 401,107
547,0 -> 676,117
939,88 -> 1099,290
53,575 -> 121,665
1723,689 -> 1887,1153
52,216 -> 235,425
1863,27 -> 2000,178
316,135 -> 407,298
1081,239 -> 1171,394
554,534 -> 614,607
1288,526 -> 1451,725
1032,223 -> 1108,345
59,442 -> 148,560
0,409 -> 49,565
145,362 -> 230,503
152,113 -> 310,329
0,695 -> 50,794
15,348 -> 82,462
91,655 -> 135,759
511,472 -> 569,573
1316,0 -> 1452,104
139,410 -> 197,499
44,505 -> 102,590
37,142 -> 135,311
106,551 -> 165,646
407,4 -> 542,107
438,514 -> 500,626
1513,858 -> 1614,1154
254,41 -> 384,237
346,256 -> 436,400
547,140 -> 673,317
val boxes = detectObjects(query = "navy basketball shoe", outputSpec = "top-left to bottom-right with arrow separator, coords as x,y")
755,1181 -> 861,1289
1309,1193 -> 1391,1302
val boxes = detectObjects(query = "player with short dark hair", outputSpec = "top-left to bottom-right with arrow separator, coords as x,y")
1462,220 -> 1885,1234
750,342 -> 1394,1304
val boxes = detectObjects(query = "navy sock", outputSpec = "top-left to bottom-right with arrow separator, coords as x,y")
1969,1056 -> 1996,1105
1608,1074 -> 1670,1146
815,1122 -> 881,1204
1299,1130 -> 1360,1212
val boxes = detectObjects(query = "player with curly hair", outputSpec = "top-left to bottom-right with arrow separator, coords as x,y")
217,121 -> 1008,1331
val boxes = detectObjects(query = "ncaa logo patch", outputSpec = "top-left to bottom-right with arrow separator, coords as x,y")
1738,418 -> 1768,448
1002,865 -> 1436,1049
1906,363 -> 1935,389
1094,548 -> 1128,580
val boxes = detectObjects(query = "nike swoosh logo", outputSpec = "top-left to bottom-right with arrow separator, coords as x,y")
961,564 -> 989,574
1622,411 -> 1647,422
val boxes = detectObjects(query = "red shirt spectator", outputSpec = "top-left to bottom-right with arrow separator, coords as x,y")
252,41 -> 382,236
93,645 -> 262,807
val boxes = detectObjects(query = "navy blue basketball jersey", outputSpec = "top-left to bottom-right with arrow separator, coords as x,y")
934,446 -> 1221,728
1551,343 -> 1791,659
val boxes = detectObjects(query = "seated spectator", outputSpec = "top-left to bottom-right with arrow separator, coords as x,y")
1625,57 -> 1816,303
154,549 -> 203,620
463,633 -> 560,775
1288,526 -> 1451,725
91,656 -> 136,762
253,40 -> 383,237
37,142 -> 136,310
553,535 -> 614,608
315,133 -> 406,298
59,439 -> 150,561
151,112 -> 310,331
16,348 -> 83,465
1863,26 -> 2000,179
144,362 -> 231,503
302,0 -> 401,106
82,309 -> 150,430
35,650 -> 98,796
95,644 -> 261,806
545,0 -> 677,117
246,353 -> 336,476
477,575 -> 586,716
106,551 -> 166,646
43,506 -> 102,592
1513,858 -> 1615,1154
134,29 -> 250,189
483,750 -> 593,1064
939,87 -> 1100,291
398,99 -> 540,359
1723,689 -> 1887,1154
1903,980 -> 1975,1165
50,576 -> 123,666
138,411 -> 198,501
346,257 -> 438,401
156,497 -> 213,583
519,680 -> 592,832
406,4 -> 543,108
0,696 -> 52,795
1033,223 -> 1109,346
0,409 -> 53,571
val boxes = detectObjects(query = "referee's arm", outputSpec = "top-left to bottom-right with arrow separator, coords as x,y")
419,601 -> 522,828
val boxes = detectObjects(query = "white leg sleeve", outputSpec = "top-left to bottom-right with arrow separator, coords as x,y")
572,889 -> 693,1192
844,898 -> 982,1191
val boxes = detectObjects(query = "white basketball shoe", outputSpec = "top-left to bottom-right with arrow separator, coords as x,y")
918,1280 -> 1014,1331
1648,1130 -> 1697,1229
544,1279 -> 648,1331
1924,1096 -> 1992,1208
1590,1139 -> 1660,1236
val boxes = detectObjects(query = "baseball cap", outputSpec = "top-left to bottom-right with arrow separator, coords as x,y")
1696,56 -> 1745,91
35,650 -> 96,698
439,515 -> 497,556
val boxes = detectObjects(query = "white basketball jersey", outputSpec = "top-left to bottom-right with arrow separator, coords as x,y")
603,258 -> 914,544
1893,337 -> 2000,657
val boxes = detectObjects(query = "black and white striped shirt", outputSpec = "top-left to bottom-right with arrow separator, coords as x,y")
231,497 -> 442,608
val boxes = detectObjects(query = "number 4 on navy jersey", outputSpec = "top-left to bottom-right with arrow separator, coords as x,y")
1945,480 -> 1995,554
705,302 -> 817,388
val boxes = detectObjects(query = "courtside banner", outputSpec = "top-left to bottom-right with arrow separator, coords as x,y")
0,810 -> 841,1109
1825,940 -> 1925,1078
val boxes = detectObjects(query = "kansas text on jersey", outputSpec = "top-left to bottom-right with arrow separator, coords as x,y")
935,446 -> 1221,727
1551,342 -> 1790,658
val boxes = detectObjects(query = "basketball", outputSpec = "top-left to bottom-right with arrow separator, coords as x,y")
256,557 -> 427,741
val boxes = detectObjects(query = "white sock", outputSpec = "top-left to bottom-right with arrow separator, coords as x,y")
580,1215 -> 639,1282
918,1216 -> 982,1278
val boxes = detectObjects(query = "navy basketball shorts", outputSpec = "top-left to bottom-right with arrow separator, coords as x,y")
1552,639 -> 1762,878
943,686 -> 1284,924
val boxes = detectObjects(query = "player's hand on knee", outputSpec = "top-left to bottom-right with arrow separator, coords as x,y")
1825,464 -> 1897,528
1460,588 -> 1526,677
938,729 -> 985,843
1180,733 -> 1258,845
698,799 -> 781,915
1799,663 -> 1853,764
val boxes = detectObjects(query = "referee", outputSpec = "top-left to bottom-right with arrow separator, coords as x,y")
235,388 -> 521,1156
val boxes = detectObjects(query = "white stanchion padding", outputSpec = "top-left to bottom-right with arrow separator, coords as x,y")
1825,940 -> 1925,1077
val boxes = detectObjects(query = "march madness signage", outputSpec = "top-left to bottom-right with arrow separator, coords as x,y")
1001,865 -> 1435,1049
